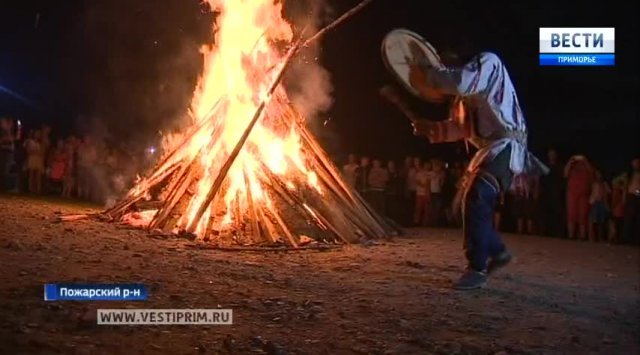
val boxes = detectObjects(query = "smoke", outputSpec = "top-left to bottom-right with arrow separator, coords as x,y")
284,1 -> 335,121
283,0 -> 343,158
61,0 -> 212,205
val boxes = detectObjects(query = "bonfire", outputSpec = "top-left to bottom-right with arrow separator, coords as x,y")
100,0 -> 398,248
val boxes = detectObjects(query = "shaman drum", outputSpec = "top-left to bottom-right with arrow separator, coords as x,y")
381,29 -> 445,102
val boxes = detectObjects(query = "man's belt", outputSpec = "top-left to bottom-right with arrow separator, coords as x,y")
486,129 -> 527,143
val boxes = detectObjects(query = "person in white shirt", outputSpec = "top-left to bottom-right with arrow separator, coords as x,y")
24,129 -> 45,194
342,153 -> 359,188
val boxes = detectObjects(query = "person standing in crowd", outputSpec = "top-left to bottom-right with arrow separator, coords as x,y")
510,173 -> 539,235
77,135 -> 97,200
608,177 -> 625,243
385,160 -> 402,222
588,169 -> 610,242
565,155 -> 593,240
399,156 -> 413,224
48,139 -> 68,194
620,158 -> 640,244
24,130 -> 45,194
342,153 -> 359,189
356,156 -> 371,196
405,157 -> 420,225
40,125 -> 52,192
427,159 -> 446,226
0,118 -> 16,191
61,137 -> 76,198
367,159 -> 389,216
539,148 -> 565,237
414,160 -> 431,226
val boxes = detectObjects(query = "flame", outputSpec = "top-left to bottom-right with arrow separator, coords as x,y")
128,0 -> 325,236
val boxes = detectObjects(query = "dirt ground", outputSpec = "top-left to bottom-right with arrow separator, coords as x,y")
0,195 -> 638,355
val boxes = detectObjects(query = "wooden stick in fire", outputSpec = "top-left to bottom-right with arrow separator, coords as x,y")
301,0 -> 375,48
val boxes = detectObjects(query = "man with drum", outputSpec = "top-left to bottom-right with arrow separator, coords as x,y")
380,30 -> 547,289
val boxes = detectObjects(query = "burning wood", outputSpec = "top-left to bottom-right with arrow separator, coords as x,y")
101,0 -> 398,247
57,214 -> 91,222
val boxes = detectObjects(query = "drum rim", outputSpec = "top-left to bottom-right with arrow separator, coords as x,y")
381,29 -> 443,98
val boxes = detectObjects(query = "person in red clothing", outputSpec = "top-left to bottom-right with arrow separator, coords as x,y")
564,155 -> 593,240
48,139 -> 68,194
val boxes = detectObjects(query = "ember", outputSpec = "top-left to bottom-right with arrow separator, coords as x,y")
104,0 -> 396,247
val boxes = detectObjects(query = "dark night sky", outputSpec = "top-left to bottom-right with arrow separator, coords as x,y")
0,0 -> 638,173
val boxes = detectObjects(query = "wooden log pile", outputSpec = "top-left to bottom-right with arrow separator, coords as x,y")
103,88 -> 399,247
99,0 -> 398,248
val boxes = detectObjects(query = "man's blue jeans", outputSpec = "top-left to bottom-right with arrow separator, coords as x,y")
462,175 -> 506,272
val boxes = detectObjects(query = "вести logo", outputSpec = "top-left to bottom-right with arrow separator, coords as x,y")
539,28 -> 615,66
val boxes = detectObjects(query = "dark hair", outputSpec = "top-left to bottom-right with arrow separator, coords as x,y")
439,41 -> 477,66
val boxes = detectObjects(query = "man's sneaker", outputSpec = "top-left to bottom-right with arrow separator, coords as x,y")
487,251 -> 512,275
453,269 -> 487,290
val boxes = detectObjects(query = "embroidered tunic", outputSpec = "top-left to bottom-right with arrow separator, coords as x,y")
424,52 -> 542,177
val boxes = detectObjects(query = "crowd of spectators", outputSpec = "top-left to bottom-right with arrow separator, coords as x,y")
342,150 -> 640,244
0,117 -> 139,204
